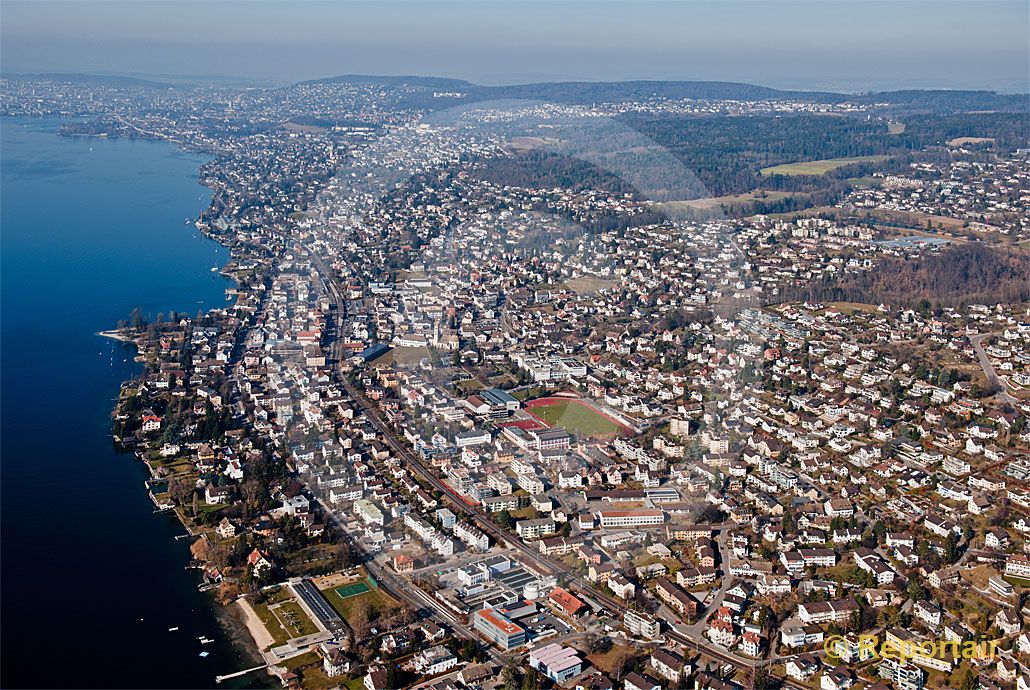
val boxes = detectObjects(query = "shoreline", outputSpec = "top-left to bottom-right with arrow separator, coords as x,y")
95,125 -> 265,679
98,328 -> 134,342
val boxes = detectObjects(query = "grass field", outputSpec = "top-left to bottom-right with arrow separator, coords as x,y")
562,276 -> 614,294
761,155 -> 889,176
320,581 -> 396,624
526,399 -> 628,438
658,190 -> 795,213
947,136 -> 994,147
378,345 -> 430,367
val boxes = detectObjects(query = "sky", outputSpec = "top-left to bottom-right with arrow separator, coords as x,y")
2,1 -> 1028,92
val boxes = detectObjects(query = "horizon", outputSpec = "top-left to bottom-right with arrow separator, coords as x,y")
2,1 -> 1028,93
4,70 -> 1029,97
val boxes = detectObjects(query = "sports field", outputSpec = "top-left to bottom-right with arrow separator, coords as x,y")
760,155 -> 888,176
525,397 -> 631,438
334,581 -> 371,599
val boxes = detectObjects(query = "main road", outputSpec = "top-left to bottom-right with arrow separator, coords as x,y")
969,332 -> 1018,405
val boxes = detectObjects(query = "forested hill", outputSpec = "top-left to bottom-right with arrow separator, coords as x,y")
789,244 -> 1030,308
3,72 -> 179,89
303,74 -> 1028,113
299,74 -> 474,89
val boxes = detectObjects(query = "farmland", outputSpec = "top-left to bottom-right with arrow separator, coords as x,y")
760,155 -> 889,176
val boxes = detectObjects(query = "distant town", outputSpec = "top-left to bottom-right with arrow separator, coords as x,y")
3,73 -> 1028,690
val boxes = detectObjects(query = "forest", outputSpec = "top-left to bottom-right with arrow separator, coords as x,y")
469,110 -> 1028,203
781,244 -> 1030,308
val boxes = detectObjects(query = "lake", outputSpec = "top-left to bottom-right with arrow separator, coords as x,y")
1,117 -> 267,689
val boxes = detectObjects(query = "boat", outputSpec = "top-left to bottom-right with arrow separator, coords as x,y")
210,267 -> 219,273
168,627 -> 179,632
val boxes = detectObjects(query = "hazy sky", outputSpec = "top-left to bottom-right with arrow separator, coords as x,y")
2,1 -> 1028,92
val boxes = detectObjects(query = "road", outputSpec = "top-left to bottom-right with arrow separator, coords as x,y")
969,332 -> 1018,404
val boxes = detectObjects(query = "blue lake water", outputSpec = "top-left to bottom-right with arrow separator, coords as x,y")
1,117 -> 266,688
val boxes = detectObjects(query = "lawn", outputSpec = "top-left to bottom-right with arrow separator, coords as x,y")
562,276 -> 615,294
587,644 -> 640,675
526,399 -> 628,438
273,601 -> 320,638
251,600 -> 291,647
319,581 -> 397,624
760,156 -> 889,176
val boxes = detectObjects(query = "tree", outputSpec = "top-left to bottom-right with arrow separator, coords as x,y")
746,667 -> 769,690
907,580 -> 927,602
348,598 -> 373,640
954,665 -> 977,690
169,475 -> 194,506
501,654 -> 521,690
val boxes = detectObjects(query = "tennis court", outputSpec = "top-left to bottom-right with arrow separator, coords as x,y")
334,581 -> 371,599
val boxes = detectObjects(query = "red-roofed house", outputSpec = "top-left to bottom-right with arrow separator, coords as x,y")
548,587 -> 586,618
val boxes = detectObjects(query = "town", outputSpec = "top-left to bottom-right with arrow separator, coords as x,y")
4,73 -> 1029,690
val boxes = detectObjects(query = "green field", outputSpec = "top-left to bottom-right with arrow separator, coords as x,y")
657,190 -> 795,213
761,156 -> 889,176
320,581 -> 396,624
528,400 -> 626,438
334,581 -> 371,599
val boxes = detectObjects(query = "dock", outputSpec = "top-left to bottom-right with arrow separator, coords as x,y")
215,664 -> 268,684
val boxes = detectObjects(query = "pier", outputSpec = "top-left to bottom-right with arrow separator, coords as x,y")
215,664 -> 268,684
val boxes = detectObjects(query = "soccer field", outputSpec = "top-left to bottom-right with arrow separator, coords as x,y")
526,399 -> 629,438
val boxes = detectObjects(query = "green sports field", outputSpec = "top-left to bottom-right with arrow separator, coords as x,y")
527,400 -> 627,438
760,155 -> 889,176
334,581 -> 371,599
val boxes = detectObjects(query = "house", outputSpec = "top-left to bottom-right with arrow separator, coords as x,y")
650,648 -> 687,682
739,631 -> 763,657
786,654 -> 820,681
624,671 -> 661,690
913,601 -> 942,629
364,664 -> 389,690
247,548 -> 273,574
608,573 -> 636,599
986,529 -> 1011,550
997,609 -> 1021,635
548,587 -> 587,619
820,668 -> 855,690
413,645 -> 458,675
216,517 -> 237,538
322,644 -> 352,678
707,618 -> 736,647
392,554 -> 415,573
205,483 -> 234,505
